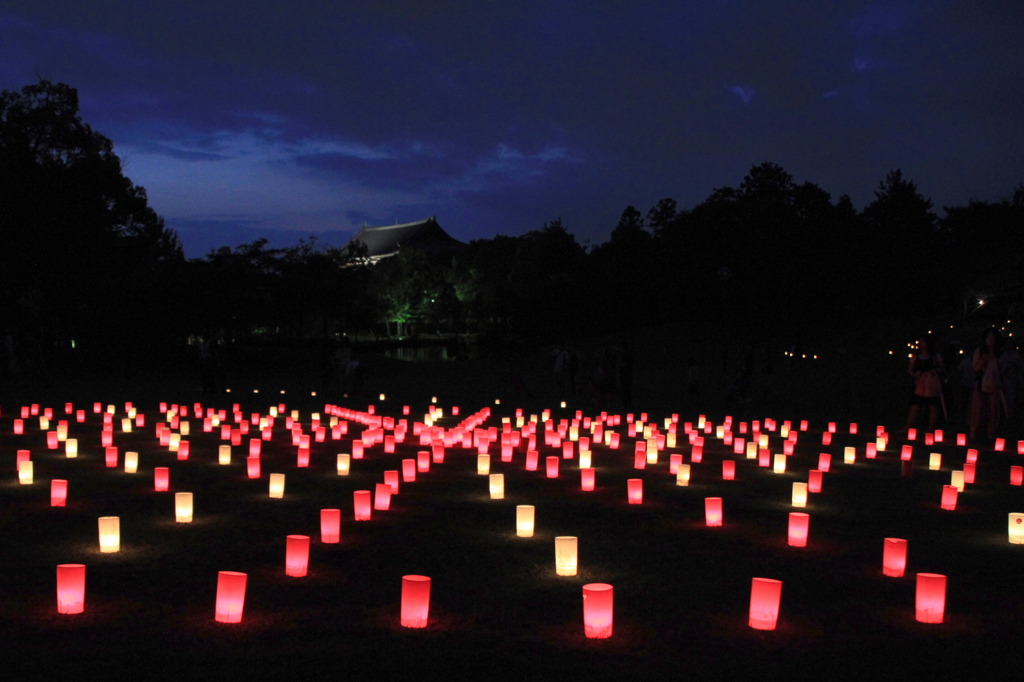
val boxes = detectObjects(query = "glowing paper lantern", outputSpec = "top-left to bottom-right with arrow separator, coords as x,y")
321,509 -> 341,543
627,478 -> 643,504
676,464 -> 691,486
337,453 -> 351,475
555,536 -> 578,576
787,512 -> 809,547
285,535 -> 311,577
883,538 -> 908,577
748,578 -> 782,630
51,479 -> 68,507
963,462 -> 976,484
929,453 -> 941,471
950,470 -> 965,492
353,490 -> 372,521
915,573 -> 946,623
1008,513 -> 1024,544
1011,466 -> 1024,487
546,456 -> 560,478
402,458 -> 417,482
516,505 -> 535,537
56,564 -> 86,614
773,454 -> 787,474
374,483 -> 392,510
845,446 -> 857,464
940,485 -> 958,510
581,467 -> 596,491
17,459 -> 33,484
722,460 -> 736,480
105,446 -> 118,468
817,452 -> 831,472
477,454 -> 490,475
792,482 -> 808,508
154,467 -> 170,492
582,583 -> 614,638
218,445 -> 232,465
400,575 -> 431,628
175,492 -> 194,523
247,456 -> 261,479
215,571 -> 247,623
269,473 -> 285,498
98,516 -> 120,553
489,473 -> 505,499
807,470 -> 823,493
705,497 -> 723,527
65,438 -> 78,458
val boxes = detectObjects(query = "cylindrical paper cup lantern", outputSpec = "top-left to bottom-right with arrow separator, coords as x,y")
175,492 -> 194,523
98,516 -> 120,553
321,509 -> 341,543
581,467 -> 596,491
915,573 -> 946,623
817,452 -> 831,472
722,460 -> 736,480
807,470 -> 823,494
578,449 -> 592,469
929,452 -> 941,471
416,450 -> 430,473
582,583 -> 614,638
1008,513 -> 1024,544
963,462 -> 976,484
940,484 -> 958,510
400,575 -> 431,628
384,470 -> 399,494
123,451 -> 138,473
627,478 -> 643,504
676,463 -> 691,486
215,571 -> 247,623
374,482 -> 392,511
51,479 -> 68,507
17,459 -> 33,484
154,467 -> 170,492
516,505 -> 535,537
546,456 -> 559,478
748,577 -> 782,630
218,445 -> 232,465
773,454 -> 787,474
56,564 -> 86,614
787,512 -> 809,547
402,458 -> 417,482
883,538 -> 908,577
555,536 -> 578,576
489,473 -> 505,499
1011,466 -> 1024,486
705,497 -> 723,527
268,473 -> 285,498
336,453 -> 351,476
285,534 -> 310,577
65,438 -> 78,458
950,470 -> 964,492
477,454 -> 490,475
353,490 -> 372,521
247,456 -> 261,479
669,453 -> 683,473
792,482 -> 808,508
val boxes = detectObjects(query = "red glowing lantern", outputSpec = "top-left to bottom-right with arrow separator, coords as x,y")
669,453 -> 683,474
402,458 -> 417,482
247,456 -> 261,479
748,578 -> 782,630
963,461 -> 976,484
627,478 -> 643,504
374,482 -> 392,511
56,564 -> 86,614
105,446 -> 118,468
1011,466 -> 1023,486
50,479 -> 68,507
525,450 -> 539,471
285,535 -> 311,577
940,485 -> 958,510
384,470 -> 400,494
883,538 -> 907,577
581,467 -> 596,491
582,583 -> 614,639
705,497 -> 723,527
215,571 -> 247,623
546,456 -> 560,478
354,490 -> 372,520
416,450 -> 430,472
400,575 -> 431,628
787,513 -> 809,547
154,467 -> 170,492
321,509 -> 341,543
817,452 -> 831,472
915,573 -> 946,623
13,419 -> 24,435
722,460 -> 736,480
807,469 -> 823,493
995,438 -> 1006,452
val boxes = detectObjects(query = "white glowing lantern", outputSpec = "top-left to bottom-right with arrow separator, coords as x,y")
218,445 -> 232,465
516,505 -> 535,537
555,536 -> 578,576
1008,513 -> 1024,544
65,438 -> 78,458
929,452 -> 941,471
950,470 -> 965,492
791,482 -> 808,508
175,492 -> 194,523
477,454 -> 490,475
18,459 -> 33,484
98,516 -> 120,553
269,473 -> 286,498
676,464 -> 691,486
773,454 -> 787,474
336,453 -> 351,475
489,473 -> 505,499
124,451 -> 139,473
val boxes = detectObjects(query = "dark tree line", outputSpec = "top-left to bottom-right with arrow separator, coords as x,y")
3,81 -> 1023,370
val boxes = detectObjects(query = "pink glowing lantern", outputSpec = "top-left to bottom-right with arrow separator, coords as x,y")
627,478 -> 643,504
13,419 -> 24,435
353,490 -> 372,521
915,573 -> 946,623
416,450 -> 430,473
787,513 -> 809,547
104,446 -> 118,468
525,450 -> 539,471
807,470 -> 823,493
940,485 -> 958,510
400,575 -> 432,628
581,467 -> 596,491
582,583 -> 614,638
374,482 -> 392,511
50,479 -> 68,507
1011,466 -> 1023,486
384,470 -> 400,494
402,458 -> 417,482
995,438 -> 1006,452
669,453 -> 683,474
215,571 -> 247,623
321,509 -> 341,543
882,538 -> 908,577
47,431 -> 58,449
56,564 -> 86,614
285,535 -> 311,577
705,497 -> 723,527
963,462 -> 976,484
748,578 -> 783,630
546,456 -> 560,478
965,448 -> 978,464
900,445 -> 913,461
818,452 -> 831,473
722,460 -> 736,480
154,467 -> 170,492
247,456 -> 261,479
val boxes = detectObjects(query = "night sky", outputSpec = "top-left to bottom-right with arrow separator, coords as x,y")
3,1 -> 1023,257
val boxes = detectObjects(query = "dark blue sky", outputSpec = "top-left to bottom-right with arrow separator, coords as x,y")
3,1 -> 1023,257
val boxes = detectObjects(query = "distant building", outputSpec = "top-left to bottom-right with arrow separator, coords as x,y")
342,217 -> 464,264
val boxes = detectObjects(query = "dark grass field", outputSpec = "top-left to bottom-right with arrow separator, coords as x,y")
3,323 -> 1023,680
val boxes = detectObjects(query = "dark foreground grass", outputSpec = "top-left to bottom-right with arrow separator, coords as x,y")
2,392 -> 1024,681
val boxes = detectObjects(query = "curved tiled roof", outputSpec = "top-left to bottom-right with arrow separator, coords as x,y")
344,217 -> 463,260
